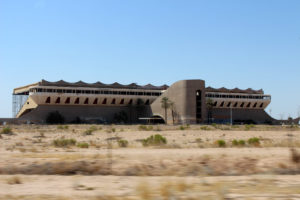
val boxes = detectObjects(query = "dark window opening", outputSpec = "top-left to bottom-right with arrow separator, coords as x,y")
240,102 -> 245,108
111,99 -> 116,104
84,98 -> 89,104
93,98 -> 98,104
253,103 -> 257,108
145,99 -> 150,105
102,98 -> 107,104
246,103 -> 251,108
233,102 -> 238,107
128,99 -> 133,105
227,102 -> 231,107
55,97 -> 60,104
120,99 -> 124,104
45,97 -> 51,103
260,103 -> 264,108
220,101 -> 224,107
196,90 -> 202,123
65,97 -> 70,104
213,101 -> 217,106
75,98 -> 80,104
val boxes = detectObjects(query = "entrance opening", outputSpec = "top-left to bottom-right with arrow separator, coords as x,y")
74,98 -> 80,104
196,90 -> 202,123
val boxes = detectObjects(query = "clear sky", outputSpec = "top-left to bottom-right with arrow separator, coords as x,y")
0,0 -> 300,119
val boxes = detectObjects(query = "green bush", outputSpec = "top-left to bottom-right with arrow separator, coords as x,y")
1,127 -> 13,134
248,137 -> 260,146
53,138 -> 76,147
118,139 -> 129,148
83,129 -> 93,135
200,126 -> 211,130
142,134 -> 167,146
83,126 -> 98,135
245,124 -> 255,131
238,140 -> 246,146
138,125 -> 153,131
232,139 -> 239,146
178,124 -> 190,131
77,142 -> 89,148
232,139 -> 246,147
57,125 -> 68,130
211,123 -> 217,128
216,140 -> 226,147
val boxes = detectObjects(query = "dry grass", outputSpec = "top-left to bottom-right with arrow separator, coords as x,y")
6,176 -> 22,184
0,124 -> 300,199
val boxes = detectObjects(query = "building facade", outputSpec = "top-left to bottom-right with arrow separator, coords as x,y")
13,79 -> 275,124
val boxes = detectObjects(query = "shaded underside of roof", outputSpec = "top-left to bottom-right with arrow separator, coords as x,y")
38,80 -> 169,90
206,86 -> 264,94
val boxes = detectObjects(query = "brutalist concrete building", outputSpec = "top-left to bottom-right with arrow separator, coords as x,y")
13,79 -> 275,124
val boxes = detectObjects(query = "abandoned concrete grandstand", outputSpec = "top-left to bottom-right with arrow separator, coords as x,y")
13,79 -> 276,124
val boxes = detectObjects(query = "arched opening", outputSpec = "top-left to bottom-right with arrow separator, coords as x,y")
240,102 -> 245,108
84,98 -> 89,104
45,97 -> 51,104
260,103 -> 264,108
150,115 -> 165,124
102,98 -> 107,104
145,99 -> 150,105
111,98 -> 116,104
93,98 -> 98,104
128,99 -> 133,105
65,97 -> 70,104
55,97 -> 60,104
74,98 -> 80,104
220,101 -> 224,107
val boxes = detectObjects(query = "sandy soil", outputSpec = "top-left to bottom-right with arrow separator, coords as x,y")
0,124 -> 299,199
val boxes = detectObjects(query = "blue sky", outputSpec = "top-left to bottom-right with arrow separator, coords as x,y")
0,0 -> 300,119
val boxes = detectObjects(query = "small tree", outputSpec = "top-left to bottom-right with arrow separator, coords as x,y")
161,97 -> 170,124
169,101 -> 176,124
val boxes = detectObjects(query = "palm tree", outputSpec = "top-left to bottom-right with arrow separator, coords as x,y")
169,101 -> 175,124
161,97 -> 170,124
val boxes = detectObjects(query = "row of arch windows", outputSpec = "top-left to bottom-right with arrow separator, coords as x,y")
216,101 -> 264,108
45,97 -> 150,105
31,88 -> 162,96
206,93 -> 271,100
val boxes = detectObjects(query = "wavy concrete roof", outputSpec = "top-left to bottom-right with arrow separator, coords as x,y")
206,86 -> 264,94
39,80 -> 169,90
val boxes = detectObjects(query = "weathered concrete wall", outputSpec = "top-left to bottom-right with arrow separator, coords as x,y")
211,108 -> 275,124
151,80 -> 206,124
19,105 -> 152,124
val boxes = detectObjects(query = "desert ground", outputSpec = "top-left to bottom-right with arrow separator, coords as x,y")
0,124 -> 300,199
